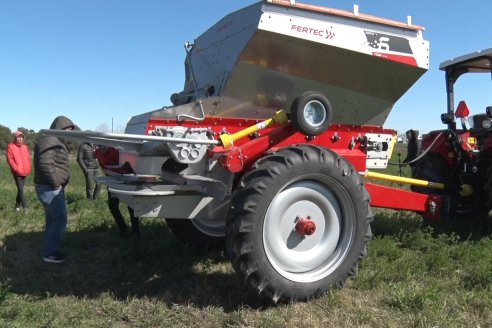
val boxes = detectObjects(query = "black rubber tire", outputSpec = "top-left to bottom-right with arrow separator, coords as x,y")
472,165 -> 492,235
166,219 -> 224,250
290,92 -> 332,136
484,165 -> 492,216
225,145 -> 373,303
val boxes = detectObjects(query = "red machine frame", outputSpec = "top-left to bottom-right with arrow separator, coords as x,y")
143,116 -> 443,220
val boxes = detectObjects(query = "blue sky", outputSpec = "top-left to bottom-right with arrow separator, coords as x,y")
1,0 -> 491,135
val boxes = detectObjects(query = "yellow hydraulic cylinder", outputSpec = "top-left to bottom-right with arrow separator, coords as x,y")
219,110 -> 288,148
364,171 -> 445,190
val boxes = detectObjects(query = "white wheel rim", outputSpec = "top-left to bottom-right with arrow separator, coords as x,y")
303,100 -> 326,127
263,179 -> 354,283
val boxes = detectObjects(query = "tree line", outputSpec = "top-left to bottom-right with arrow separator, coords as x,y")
0,124 -> 79,154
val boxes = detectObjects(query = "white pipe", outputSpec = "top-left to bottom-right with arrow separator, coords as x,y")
39,129 -> 220,145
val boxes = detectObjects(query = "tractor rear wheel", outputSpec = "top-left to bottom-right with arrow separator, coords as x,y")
225,145 -> 372,303
483,166 -> 492,219
166,218 -> 225,250
486,166 -> 492,213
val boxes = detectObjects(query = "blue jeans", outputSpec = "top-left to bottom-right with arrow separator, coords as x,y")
35,185 -> 68,257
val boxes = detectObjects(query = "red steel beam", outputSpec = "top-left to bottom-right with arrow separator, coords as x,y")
365,182 -> 427,212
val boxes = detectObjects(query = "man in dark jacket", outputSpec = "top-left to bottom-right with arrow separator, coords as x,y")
404,129 -> 419,175
34,116 -> 75,263
77,142 -> 101,200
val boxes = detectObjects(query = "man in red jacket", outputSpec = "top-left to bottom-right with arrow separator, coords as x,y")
6,130 -> 32,212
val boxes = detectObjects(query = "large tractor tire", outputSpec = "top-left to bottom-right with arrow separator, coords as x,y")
225,145 -> 373,303
485,166 -> 492,213
482,166 -> 492,223
166,218 -> 225,250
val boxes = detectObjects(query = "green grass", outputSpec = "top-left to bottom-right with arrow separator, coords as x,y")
0,150 -> 491,327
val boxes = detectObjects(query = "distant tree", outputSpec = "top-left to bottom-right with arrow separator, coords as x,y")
65,124 -> 83,154
0,124 -> 12,152
95,123 -> 125,133
114,125 -> 125,133
95,123 -> 111,133
28,125 -> 81,154
65,140 -> 79,154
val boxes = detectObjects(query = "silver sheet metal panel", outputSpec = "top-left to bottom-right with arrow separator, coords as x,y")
162,0 -> 429,126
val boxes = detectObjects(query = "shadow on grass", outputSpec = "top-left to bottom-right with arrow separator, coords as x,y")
371,210 -> 492,240
0,221 -> 268,311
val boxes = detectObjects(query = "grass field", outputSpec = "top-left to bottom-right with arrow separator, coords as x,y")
0,144 -> 491,327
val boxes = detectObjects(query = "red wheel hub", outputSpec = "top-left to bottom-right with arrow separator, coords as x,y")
295,217 -> 316,236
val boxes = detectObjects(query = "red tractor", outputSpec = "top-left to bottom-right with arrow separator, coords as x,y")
43,1 -> 456,303
412,49 -> 492,222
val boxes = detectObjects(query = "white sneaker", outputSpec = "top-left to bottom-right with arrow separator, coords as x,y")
43,254 -> 67,263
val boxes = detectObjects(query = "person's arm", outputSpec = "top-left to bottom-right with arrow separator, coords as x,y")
6,145 -> 20,175
77,144 -> 87,172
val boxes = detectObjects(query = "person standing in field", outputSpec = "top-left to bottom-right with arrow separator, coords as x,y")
6,130 -> 32,212
404,129 -> 419,175
95,145 -> 140,238
77,142 -> 101,200
34,116 -> 75,264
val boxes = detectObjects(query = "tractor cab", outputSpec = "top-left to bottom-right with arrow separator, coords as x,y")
415,48 -> 492,220
440,48 -> 492,132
